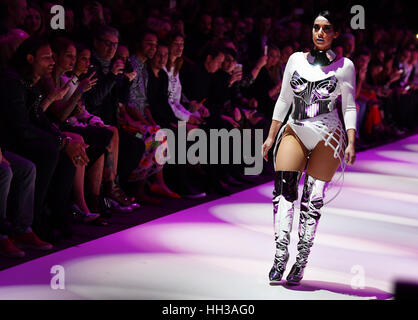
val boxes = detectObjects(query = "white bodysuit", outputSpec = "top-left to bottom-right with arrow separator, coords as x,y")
272,51 -> 357,173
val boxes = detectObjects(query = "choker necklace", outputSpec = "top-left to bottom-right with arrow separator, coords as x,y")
308,48 -> 336,66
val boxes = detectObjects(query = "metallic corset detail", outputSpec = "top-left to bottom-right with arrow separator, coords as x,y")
290,70 -> 338,120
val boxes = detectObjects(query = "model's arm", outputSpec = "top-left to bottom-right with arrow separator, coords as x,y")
262,54 -> 295,160
341,59 -> 357,164
271,54 -> 295,123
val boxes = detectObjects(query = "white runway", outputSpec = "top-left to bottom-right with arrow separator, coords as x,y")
0,135 -> 417,300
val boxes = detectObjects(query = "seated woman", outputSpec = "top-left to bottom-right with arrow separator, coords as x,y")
40,38 -> 137,220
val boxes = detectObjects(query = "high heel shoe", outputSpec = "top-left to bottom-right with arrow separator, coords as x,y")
71,204 -> 101,223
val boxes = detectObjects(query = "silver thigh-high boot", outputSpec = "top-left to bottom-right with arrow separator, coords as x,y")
286,174 -> 327,285
269,170 -> 301,282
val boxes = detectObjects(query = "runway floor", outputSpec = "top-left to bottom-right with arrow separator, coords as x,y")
0,135 -> 417,300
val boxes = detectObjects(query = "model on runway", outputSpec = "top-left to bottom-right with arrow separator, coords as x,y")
261,10 -> 357,285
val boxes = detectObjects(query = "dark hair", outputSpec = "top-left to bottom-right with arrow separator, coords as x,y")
223,47 -> 237,60
315,10 -> 341,33
201,45 -> 227,62
157,39 -> 169,48
368,59 -> 383,69
132,28 -> 158,53
11,36 -> 50,80
166,32 -> 185,45
93,24 -> 120,40
139,29 -> 158,43
75,42 -> 90,54
51,37 -> 75,56
354,47 -> 371,58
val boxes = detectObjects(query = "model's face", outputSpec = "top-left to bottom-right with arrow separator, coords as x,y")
312,16 -> 338,50
75,49 -> 91,75
56,45 -> 76,72
30,45 -> 55,79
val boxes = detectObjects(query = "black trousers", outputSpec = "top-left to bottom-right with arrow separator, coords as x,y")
14,141 -> 76,234
117,129 -> 145,187
0,151 -> 36,236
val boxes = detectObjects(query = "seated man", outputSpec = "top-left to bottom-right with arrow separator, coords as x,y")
83,25 -> 145,204
0,146 -> 52,258
0,37 -> 86,241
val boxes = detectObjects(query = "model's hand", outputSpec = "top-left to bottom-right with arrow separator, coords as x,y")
344,143 -> 356,165
262,137 -> 275,161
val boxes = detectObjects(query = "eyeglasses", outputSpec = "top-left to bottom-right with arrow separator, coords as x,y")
99,38 -> 118,49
